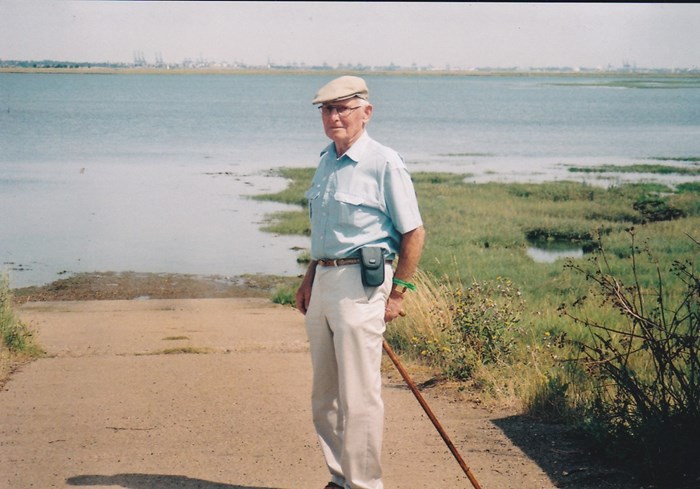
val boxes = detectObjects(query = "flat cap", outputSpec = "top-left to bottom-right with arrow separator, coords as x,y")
312,75 -> 369,105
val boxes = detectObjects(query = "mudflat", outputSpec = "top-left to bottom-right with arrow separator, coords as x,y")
2,295 -> 633,489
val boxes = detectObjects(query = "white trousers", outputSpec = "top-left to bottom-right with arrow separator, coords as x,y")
305,264 -> 392,489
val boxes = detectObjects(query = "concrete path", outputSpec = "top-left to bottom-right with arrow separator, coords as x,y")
1,298 -> 559,488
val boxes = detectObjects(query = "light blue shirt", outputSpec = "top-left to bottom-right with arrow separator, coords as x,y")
305,132 -> 423,260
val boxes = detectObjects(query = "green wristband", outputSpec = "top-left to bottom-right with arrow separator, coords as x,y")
392,278 -> 417,291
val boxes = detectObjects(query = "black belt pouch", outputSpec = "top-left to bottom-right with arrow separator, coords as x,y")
360,247 -> 385,287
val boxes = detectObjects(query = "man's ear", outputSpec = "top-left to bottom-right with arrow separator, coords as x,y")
362,104 -> 373,125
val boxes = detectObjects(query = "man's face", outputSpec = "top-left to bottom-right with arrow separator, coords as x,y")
320,97 -> 373,150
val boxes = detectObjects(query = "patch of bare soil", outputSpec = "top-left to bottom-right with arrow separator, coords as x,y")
12,271 -> 300,303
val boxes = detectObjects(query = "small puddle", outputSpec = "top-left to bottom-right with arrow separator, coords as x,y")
526,237 -> 589,263
527,245 -> 583,263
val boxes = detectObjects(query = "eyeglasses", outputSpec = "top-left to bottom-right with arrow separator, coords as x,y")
318,104 -> 362,118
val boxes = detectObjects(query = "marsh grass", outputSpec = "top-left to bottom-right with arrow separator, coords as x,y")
569,164 -> 700,175
677,181 -> 700,194
651,156 -> 700,163
253,168 -> 314,207
256,168 -> 699,373
257,167 -> 700,480
552,79 -> 700,90
256,168 -> 698,293
260,210 -> 311,235
252,168 -> 314,235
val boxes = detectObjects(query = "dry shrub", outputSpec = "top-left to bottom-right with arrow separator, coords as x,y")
387,266 -> 525,389
560,231 -> 700,486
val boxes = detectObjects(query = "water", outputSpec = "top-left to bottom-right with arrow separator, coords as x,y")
1,73 -> 699,287
527,244 -> 584,264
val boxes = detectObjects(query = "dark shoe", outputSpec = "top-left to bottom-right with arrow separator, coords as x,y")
324,483 -> 343,489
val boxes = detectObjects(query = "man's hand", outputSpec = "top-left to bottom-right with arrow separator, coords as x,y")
384,292 -> 405,323
384,225 -> 425,322
295,282 -> 312,315
295,261 -> 318,315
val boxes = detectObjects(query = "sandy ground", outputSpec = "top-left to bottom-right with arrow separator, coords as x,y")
1,293 -> 637,489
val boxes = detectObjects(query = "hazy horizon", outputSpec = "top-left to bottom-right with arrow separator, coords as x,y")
1,2 -> 699,71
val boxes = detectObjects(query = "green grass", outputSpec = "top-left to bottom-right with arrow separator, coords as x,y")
650,156 -> 700,163
256,167 -> 699,283
1,274 -> 42,385
252,168 -> 315,207
568,163 -> 700,175
254,169 -> 700,386
551,79 -> 700,90
677,181 -> 700,194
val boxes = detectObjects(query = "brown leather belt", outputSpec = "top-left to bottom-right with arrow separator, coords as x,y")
317,258 -> 361,267
317,258 -> 393,267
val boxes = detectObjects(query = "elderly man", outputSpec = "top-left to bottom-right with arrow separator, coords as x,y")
296,76 -> 425,489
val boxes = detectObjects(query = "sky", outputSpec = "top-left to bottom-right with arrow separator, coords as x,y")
1,1 -> 699,70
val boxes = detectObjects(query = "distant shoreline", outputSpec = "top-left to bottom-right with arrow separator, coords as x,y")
3,66 -> 700,78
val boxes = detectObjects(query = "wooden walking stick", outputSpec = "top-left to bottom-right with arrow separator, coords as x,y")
383,339 -> 483,489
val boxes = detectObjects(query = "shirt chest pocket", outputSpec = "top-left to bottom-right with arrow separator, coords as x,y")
305,187 -> 322,219
334,191 -> 379,228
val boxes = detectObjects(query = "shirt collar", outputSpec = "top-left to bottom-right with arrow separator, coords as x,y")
319,131 -> 371,162
344,131 -> 370,162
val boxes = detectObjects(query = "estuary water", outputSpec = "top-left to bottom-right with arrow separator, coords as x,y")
1,73 -> 699,287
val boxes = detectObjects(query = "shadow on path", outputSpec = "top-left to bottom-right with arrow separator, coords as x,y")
492,414 -> 636,489
67,473 -> 282,489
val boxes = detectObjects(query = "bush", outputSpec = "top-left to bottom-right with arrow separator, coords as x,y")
633,196 -> 686,223
0,274 -> 34,352
526,374 -> 576,421
441,277 -> 525,379
271,283 -> 298,306
559,231 -> 700,486
397,272 -> 524,381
